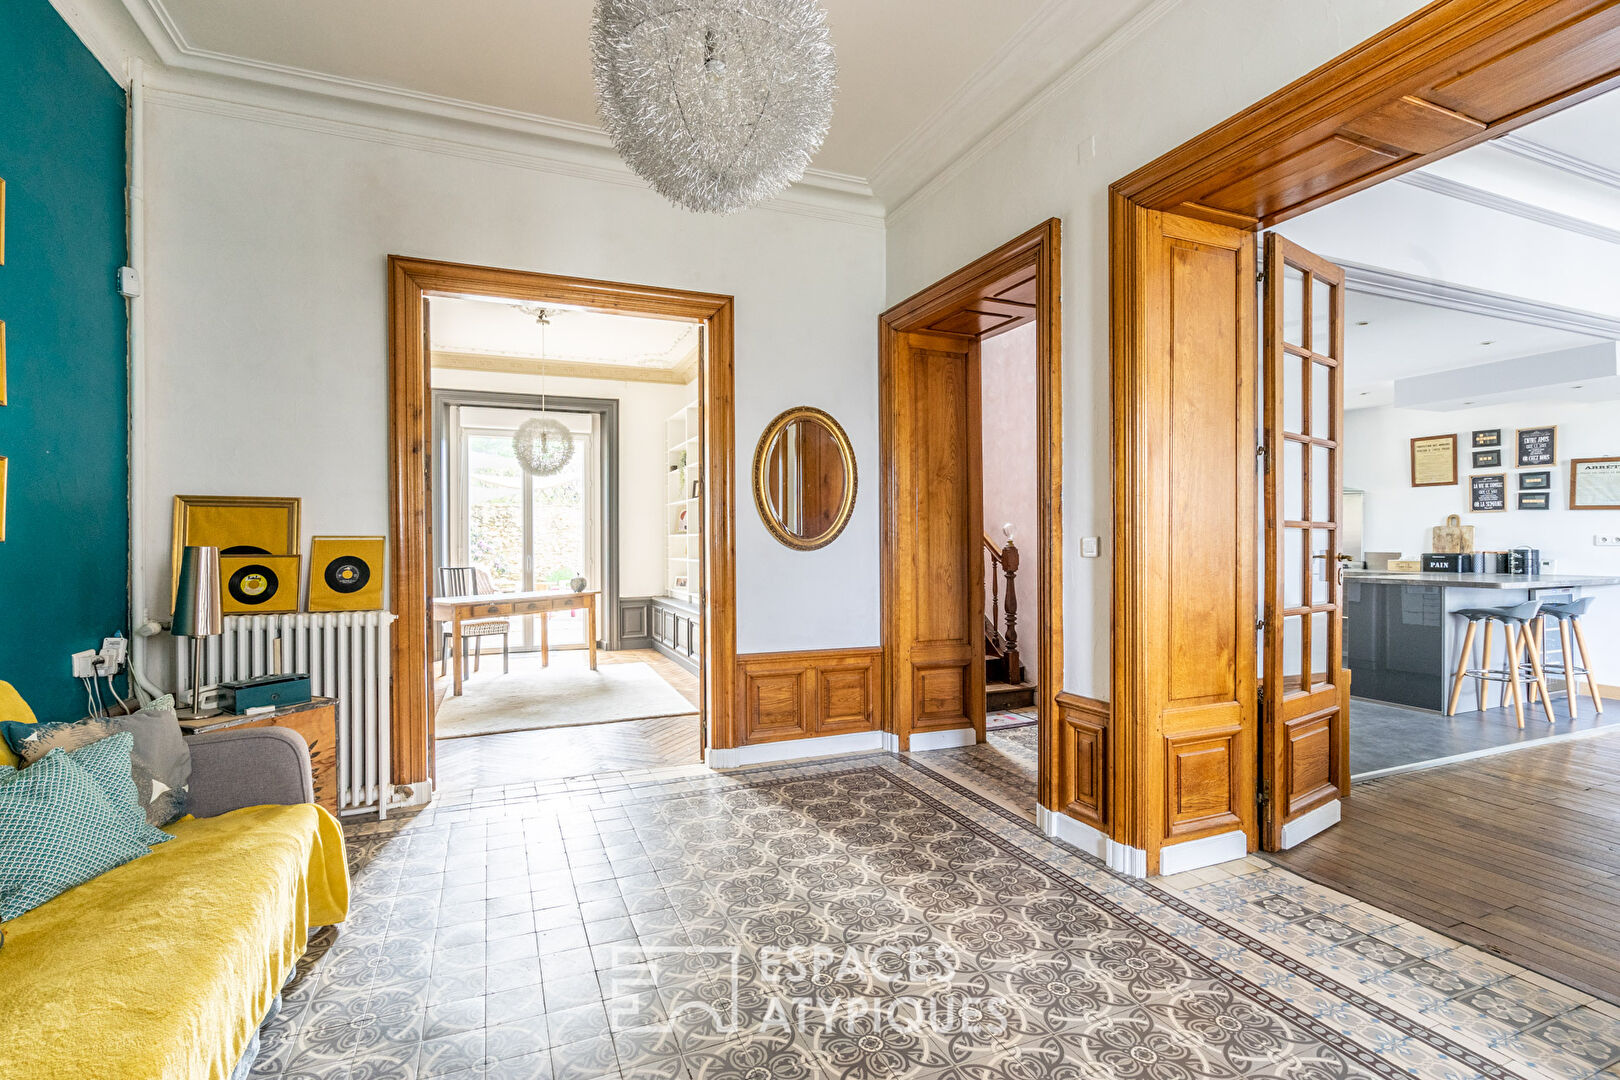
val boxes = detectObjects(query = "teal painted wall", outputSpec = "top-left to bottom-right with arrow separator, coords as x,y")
0,0 -> 129,720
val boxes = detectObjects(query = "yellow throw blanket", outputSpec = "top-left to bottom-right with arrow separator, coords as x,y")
0,802 -> 349,1080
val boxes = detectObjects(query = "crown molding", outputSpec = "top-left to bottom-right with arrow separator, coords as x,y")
142,68 -> 884,229
1395,170 -> 1620,247
431,350 -> 695,386
885,0 -> 1182,223
1336,259 -> 1620,341
1493,134 -> 1620,194
114,0 -> 880,216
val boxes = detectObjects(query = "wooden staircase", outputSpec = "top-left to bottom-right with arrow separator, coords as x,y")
984,533 -> 1036,710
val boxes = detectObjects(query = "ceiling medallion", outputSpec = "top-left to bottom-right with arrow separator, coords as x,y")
591,0 -> 837,214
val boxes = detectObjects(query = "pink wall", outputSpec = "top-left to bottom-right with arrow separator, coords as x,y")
980,322 -> 1039,681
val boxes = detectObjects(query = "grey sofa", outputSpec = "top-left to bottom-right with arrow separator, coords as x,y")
184,726 -> 321,1080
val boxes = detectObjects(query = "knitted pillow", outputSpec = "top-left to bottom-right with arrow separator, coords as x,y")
3,699 -> 190,825
0,748 -> 159,921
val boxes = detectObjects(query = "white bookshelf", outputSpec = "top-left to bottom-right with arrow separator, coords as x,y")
665,400 -> 702,607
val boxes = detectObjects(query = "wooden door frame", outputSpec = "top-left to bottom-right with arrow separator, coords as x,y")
1110,0 -> 1620,869
387,257 -> 736,787
878,219 -> 1062,794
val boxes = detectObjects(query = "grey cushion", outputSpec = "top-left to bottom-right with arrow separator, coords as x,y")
14,701 -> 191,826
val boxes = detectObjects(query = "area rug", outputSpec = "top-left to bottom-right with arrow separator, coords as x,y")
986,708 -> 1037,731
434,659 -> 696,739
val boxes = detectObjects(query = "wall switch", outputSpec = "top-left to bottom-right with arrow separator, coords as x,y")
1081,536 -> 1101,558
1597,535 -> 1620,547
70,650 -> 100,677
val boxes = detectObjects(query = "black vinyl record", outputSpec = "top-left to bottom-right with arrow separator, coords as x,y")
324,555 -> 371,594
221,544 -> 271,556
227,564 -> 280,605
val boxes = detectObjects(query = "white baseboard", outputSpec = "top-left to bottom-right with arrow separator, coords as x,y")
1278,799 -> 1341,849
881,732 -> 900,753
387,781 -> 433,814
1157,829 -> 1248,877
706,731 -> 886,769
906,727 -> 977,752
1037,806 -> 1148,877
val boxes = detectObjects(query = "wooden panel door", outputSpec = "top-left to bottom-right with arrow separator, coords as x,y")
1261,232 -> 1350,850
887,330 -> 984,745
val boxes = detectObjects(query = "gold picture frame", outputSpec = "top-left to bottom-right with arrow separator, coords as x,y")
172,495 -> 301,602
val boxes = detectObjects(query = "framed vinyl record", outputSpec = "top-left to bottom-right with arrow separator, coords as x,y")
172,495 -> 300,601
219,554 -> 300,614
308,536 -> 385,611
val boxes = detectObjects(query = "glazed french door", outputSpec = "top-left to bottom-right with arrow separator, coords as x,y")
1260,232 -> 1351,851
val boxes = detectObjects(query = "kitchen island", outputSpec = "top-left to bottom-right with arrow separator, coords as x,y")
1343,571 -> 1620,711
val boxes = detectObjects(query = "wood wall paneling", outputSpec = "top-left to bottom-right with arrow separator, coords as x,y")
1054,692 -> 1109,828
732,647 -> 883,746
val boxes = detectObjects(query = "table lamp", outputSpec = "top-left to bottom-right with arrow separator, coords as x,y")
173,545 -> 222,718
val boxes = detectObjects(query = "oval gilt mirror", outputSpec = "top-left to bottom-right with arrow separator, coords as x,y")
753,406 -> 857,551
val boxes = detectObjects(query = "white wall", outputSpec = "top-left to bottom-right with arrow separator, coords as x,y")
136,76 -> 886,664
884,0 -> 1430,698
1347,400 -> 1620,683
431,367 -> 695,600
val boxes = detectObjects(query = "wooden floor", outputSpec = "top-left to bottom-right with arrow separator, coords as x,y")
1269,730 -> 1620,1005
432,648 -> 703,791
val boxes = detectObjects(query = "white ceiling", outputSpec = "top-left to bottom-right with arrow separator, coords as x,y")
131,0 -> 1160,188
429,296 -> 699,368
1342,292 -> 1604,409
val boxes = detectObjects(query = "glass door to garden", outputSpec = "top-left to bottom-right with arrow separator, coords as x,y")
456,406 -> 599,649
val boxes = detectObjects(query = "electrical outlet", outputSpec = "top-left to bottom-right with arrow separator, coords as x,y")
99,636 -> 127,671
1597,535 -> 1620,547
70,650 -> 99,677
1081,536 -> 1101,558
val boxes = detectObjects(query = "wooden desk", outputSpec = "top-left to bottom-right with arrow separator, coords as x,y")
433,590 -> 598,696
180,697 -> 340,816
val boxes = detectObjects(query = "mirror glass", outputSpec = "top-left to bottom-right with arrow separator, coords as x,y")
754,407 -> 856,550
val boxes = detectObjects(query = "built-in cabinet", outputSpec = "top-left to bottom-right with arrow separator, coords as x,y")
650,595 -> 701,674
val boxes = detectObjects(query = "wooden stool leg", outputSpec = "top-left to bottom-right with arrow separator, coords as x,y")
1571,617 -> 1604,715
1500,624 -> 1517,710
1478,619 -> 1494,712
1448,620 -> 1478,716
1521,625 -> 1555,721
1558,617 -> 1578,718
1506,625 -> 1526,728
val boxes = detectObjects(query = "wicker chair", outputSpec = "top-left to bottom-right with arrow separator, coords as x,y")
438,567 -> 510,679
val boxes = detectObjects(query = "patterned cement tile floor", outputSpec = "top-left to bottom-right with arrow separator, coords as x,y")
261,736 -> 1620,1080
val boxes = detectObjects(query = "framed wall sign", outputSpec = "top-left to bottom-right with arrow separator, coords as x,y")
1472,429 -> 1501,449
1517,491 -> 1550,511
1411,434 -> 1458,487
1518,470 -> 1551,490
307,535 -> 385,611
1470,472 -> 1506,512
1516,425 -> 1556,467
1570,457 -> 1620,510
1472,449 -> 1501,469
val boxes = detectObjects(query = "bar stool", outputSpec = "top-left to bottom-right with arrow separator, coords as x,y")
1534,597 -> 1604,718
1446,599 -> 1555,728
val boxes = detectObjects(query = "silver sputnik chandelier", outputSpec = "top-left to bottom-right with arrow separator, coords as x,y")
590,0 -> 837,214
513,308 -> 576,477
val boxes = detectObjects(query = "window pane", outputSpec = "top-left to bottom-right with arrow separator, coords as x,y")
1284,528 -> 1305,610
532,435 -> 589,646
1284,440 -> 1304,523
1282,615 -> 1304,691
1311,528 -> 1333,606
1283,353 -> 1305,434
1283,265 -> 1305,347
1311,609 -> 1333,685
1311,444 -> 1332,523
1310,360 -> 1332,439
467,434 -> 524,594
1311,277 -> 1334,355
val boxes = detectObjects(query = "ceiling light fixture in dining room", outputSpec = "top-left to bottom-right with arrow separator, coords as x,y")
590,0 -> 837,214
513,308 -> 576,477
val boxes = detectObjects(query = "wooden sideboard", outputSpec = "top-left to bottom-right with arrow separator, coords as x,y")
181,698 -> 340,816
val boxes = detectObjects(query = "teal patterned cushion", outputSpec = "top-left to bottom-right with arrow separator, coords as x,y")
0,748 -> 158,921
65,732 -> 174,847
